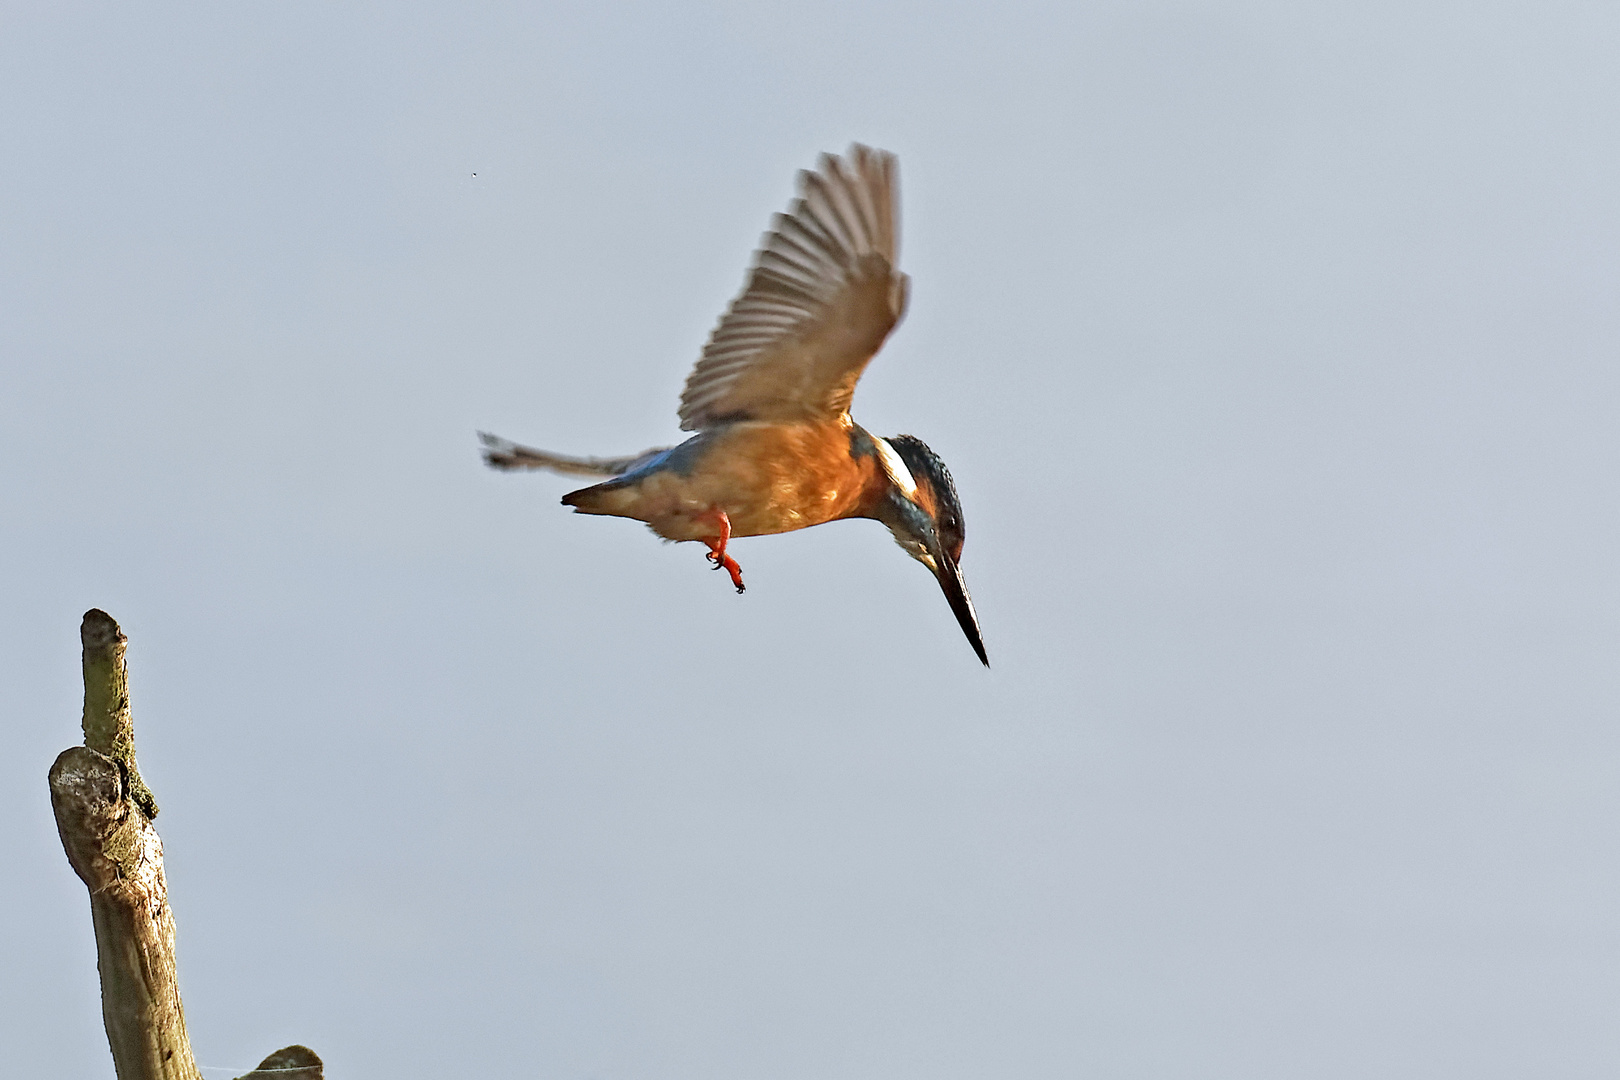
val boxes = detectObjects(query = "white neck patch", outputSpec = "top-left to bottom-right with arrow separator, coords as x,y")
876,437 -> 919,500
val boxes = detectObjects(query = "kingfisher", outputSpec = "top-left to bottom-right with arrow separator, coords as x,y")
480,144 -> 988,666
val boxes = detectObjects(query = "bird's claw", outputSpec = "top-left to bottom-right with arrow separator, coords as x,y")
713,553 -> 745,593
702,509 -> 746,593
704,548 -> 746,593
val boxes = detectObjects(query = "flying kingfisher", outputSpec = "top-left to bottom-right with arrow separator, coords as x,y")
480,144 -> 988,666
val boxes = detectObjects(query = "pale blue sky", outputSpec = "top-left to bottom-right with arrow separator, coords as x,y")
5,2 -> 1620,1077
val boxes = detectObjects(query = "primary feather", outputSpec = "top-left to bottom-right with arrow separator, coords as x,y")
676,144 -> 909,432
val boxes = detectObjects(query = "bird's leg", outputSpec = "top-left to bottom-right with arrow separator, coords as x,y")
702,509 -> 745,594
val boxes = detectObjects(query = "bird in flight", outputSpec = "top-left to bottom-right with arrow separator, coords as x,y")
480,144 -> 987,666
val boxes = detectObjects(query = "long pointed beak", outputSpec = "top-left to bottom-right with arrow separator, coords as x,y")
933,550 -> 989,667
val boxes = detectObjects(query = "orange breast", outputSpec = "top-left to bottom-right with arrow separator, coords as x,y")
567,420 -> 882,541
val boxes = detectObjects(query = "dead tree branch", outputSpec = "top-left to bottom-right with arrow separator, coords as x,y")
49,609 -> 324,1080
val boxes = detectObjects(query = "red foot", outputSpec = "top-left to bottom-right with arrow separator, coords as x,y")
702,510 -> 746,593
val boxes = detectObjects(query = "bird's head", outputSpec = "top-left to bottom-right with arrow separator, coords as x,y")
873,434 -> 989,666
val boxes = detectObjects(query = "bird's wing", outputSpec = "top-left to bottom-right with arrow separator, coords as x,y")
479,432 -> 671,476
677,144 -> 910,432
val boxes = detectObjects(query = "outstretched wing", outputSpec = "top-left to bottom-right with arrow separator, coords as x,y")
479,432 -> 671,476
677,144 -> 910,432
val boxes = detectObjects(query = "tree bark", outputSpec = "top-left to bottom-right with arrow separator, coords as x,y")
79,607 -> 158,819
235,1045 -> 324,1079
50,609 -> 323,1080
50,744 -> 199,1080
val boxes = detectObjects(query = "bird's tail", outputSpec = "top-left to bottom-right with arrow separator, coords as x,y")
478,432 -> 671,477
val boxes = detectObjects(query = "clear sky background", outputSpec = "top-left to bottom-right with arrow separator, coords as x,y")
4,2 -> 1619,1077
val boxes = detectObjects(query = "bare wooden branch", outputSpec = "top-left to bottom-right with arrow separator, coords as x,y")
52,609 -> 324,1080
236,1045 -> 324,1079
80,607 -> 158,819
50,744 -> 199,1080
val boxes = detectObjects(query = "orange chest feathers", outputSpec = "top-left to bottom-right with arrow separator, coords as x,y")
564,420 -> 885,541
695,421 -> 884,536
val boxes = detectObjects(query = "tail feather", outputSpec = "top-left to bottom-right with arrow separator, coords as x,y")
478,432 -> 670,477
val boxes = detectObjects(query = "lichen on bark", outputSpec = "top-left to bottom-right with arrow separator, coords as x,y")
81,608 -> 159,819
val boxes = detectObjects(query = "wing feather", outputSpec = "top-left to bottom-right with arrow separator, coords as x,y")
676,144 -> 909,431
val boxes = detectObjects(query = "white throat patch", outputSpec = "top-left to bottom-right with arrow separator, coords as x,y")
876,437 -> 919,500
